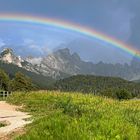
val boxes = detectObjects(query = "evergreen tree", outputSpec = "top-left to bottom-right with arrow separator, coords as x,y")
11,72 -> 35,91
0,69 -> 10,91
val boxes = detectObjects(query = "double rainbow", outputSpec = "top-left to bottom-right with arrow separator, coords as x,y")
0,14 -> 139,57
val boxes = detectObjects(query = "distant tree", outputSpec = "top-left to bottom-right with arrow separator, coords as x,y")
0,69 -> 10,91
11,72 -> 36,91
100,88 -> 116,98
115,89 -> 132,100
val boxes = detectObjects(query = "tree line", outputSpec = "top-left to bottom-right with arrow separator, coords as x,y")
54,75 -> 140,99
1,67 -> 140,100
0,69 -> 36,91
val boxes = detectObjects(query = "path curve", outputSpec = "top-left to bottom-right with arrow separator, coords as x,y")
0,101 -> 31,137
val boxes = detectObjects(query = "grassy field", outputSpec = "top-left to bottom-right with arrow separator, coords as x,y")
7,91 -> 140,140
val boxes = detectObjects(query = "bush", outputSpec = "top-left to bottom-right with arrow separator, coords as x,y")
100,88 -> 132,100
115,89 -> 132,100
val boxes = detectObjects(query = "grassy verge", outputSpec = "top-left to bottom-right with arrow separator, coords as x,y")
7,91 -> 140,140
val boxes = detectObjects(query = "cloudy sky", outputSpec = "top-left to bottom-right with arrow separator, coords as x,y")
0,0 -> 139,63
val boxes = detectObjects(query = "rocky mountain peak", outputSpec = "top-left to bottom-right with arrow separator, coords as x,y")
1,48 -> 13,56
56,48 -> 70,55
40,48 -> 92,75
0,48 -> 23,67
52,48 -> 81,62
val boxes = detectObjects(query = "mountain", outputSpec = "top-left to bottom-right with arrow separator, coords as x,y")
0,48 -> 68,79
0,48 -> 39,74
0,48 -> 55,88
40,48 -> 93,75
1,47 -> 140,82
0,48 -> 23,67
35,48 -> 139,81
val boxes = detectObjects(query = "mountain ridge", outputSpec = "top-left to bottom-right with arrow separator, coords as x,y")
0,47 -> 140,81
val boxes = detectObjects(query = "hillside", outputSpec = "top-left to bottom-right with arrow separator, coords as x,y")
0,61 -> 55,89
7,91 -> 140,140
54,75 -> 140,98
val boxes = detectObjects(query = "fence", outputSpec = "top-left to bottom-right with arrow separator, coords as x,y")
0,91 -> 12,99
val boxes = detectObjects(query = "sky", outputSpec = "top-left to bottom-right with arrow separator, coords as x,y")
0,0 -> 140,63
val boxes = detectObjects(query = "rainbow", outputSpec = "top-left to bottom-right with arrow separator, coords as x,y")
0,13 -> 139,57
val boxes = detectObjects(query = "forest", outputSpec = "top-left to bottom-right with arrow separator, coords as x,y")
0,68 -> 140,100
54,75 -> 140,99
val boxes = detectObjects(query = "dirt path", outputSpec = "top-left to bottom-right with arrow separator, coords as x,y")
0,101 -> 31,138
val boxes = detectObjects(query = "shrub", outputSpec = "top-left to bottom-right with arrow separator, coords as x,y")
115,89 -> 132,100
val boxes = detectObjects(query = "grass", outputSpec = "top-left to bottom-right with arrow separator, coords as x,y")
7,91 -> 140,140
0,123 -> 4,127
0,97 -> 3,101
0,122 -> 6,128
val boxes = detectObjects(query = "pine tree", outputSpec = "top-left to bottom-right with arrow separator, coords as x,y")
0,69 -> 10,91
11,72 -> 35,91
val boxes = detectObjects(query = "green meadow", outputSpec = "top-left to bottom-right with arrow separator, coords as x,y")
7,91 -> 140,140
